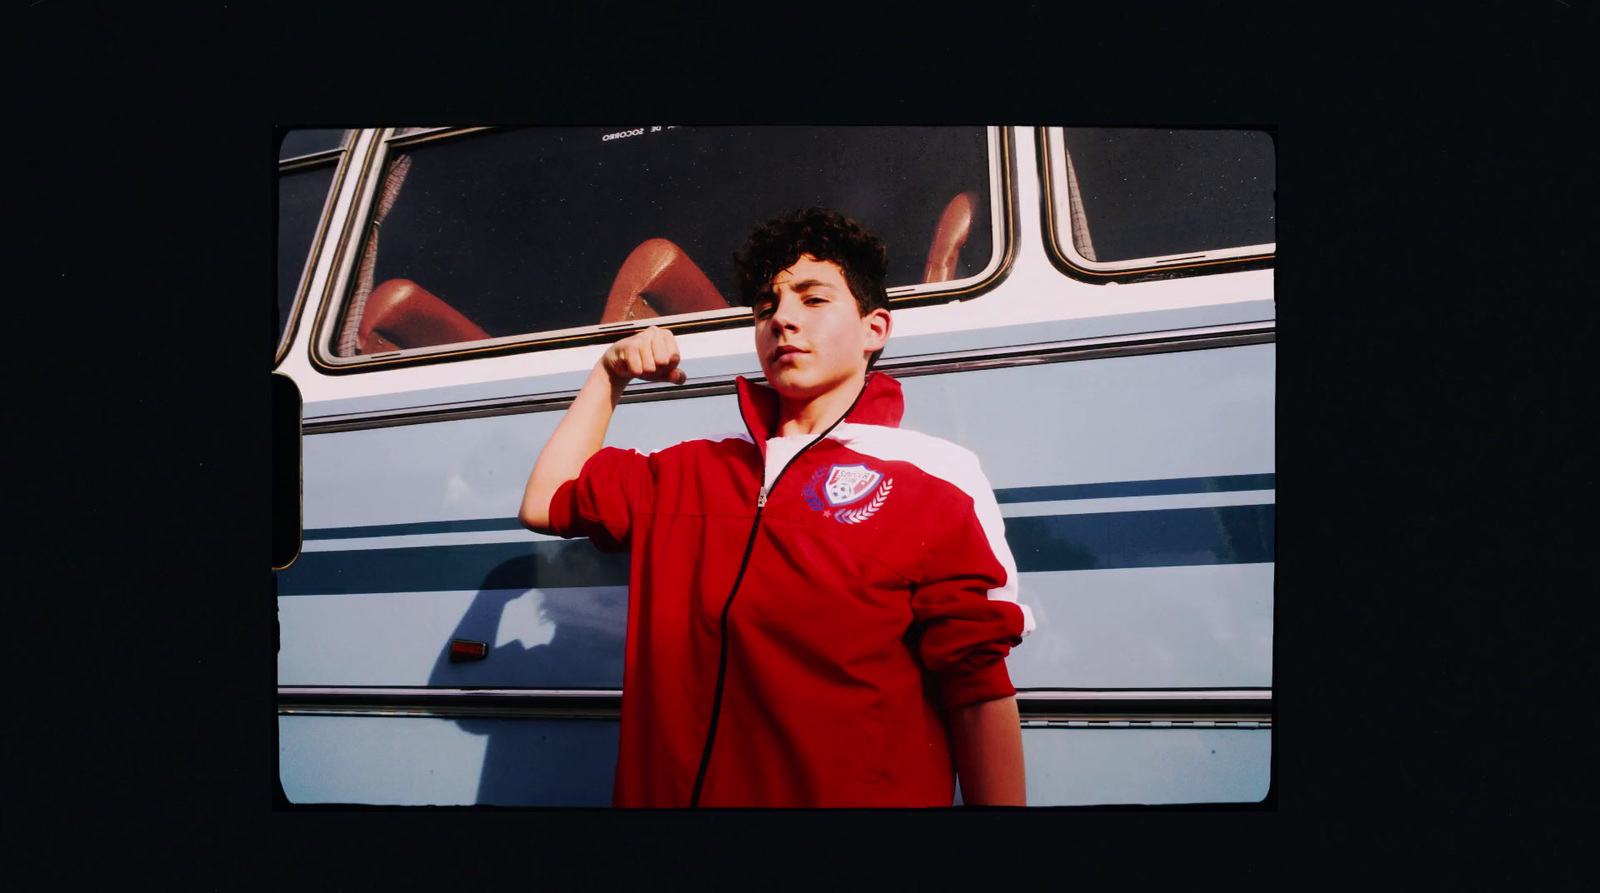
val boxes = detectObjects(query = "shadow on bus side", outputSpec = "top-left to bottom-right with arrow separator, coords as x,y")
426,553 -> 628,806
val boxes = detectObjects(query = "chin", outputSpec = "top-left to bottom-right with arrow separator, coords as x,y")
765,373 -> 815,400
760,366 -> 819,399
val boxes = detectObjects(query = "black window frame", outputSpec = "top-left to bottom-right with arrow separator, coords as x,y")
1037,127 -> 1275,286
307,126 -> 1017,375
276,129 -> 358,368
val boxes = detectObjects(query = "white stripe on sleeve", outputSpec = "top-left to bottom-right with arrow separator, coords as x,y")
828,423 -> 1036,637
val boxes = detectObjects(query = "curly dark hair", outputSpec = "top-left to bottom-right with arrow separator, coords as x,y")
732,208 -> 890,369
731,207 -> 890,315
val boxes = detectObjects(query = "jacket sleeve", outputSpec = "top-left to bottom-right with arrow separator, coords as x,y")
912,490 -> 1028,709
546,447 -> 654,553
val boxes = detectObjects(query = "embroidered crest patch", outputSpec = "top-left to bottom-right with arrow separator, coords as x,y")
823,464 -> 882,507
803,463 -> 894,524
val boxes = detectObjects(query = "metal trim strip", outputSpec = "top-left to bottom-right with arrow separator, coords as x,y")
302,322 -> 1274,434
276,687 -> 1273,722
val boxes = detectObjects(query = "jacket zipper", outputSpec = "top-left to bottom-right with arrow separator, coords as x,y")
687,379 -> 870,807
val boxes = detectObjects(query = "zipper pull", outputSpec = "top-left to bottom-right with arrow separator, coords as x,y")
757,486 -> 768,509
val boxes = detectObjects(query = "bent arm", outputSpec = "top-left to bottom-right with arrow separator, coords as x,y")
518,326 -> 685,535
517,363 -> 628,534
949,694 -> 1026,806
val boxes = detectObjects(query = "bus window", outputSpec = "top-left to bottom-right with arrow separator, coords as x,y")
1048,128 -> 1274,273
327,126 -> 998,360
277,129 -> 352,359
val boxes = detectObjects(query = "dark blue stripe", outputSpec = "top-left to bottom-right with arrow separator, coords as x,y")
300,475 -> 1277,541
278,540 -> 631,596
993,474 -> 1275,504
1006,504 -> 1274,572
304,518 -> 528,540
279,505 -> 1274,596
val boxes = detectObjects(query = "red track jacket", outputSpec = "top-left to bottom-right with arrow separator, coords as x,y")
549,372 -> 1034,807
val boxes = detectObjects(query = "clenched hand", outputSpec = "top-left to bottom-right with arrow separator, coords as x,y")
601,325 -> 687,386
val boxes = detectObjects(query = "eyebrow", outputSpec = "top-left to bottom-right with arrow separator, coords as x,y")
786,279 -> 836,293
755,279 -> 835,302
752,278 -> 840,311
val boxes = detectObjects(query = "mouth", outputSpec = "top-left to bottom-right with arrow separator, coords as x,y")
770,345 -> 807,363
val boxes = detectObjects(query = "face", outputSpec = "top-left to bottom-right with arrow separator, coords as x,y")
753,255 -> 889,402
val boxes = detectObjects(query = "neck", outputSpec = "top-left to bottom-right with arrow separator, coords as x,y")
775,373 -> 866,437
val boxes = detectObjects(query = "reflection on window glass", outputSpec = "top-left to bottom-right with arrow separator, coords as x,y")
334,126 -> 994,357
279,129 -> 350,161
278,164 -> 338,345
1060,129 -> 1274,264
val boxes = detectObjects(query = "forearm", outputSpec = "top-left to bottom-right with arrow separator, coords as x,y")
949,694 -> 1026,806
518,362 -> 627,533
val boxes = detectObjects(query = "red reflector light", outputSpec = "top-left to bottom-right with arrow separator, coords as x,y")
449,639 -> 488,662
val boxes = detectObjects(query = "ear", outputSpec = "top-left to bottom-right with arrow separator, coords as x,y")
862,307 -> 891,354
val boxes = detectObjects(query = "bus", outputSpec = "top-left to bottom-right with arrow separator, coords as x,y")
273,125 -> 1276,806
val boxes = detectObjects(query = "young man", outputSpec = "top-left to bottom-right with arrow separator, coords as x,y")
520,208 -> 1034,807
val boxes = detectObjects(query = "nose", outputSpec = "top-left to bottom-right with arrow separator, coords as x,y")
768,295 -> 800,332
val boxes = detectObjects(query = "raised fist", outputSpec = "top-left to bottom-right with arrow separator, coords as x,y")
600,325 -> 687,386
